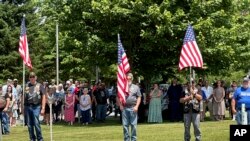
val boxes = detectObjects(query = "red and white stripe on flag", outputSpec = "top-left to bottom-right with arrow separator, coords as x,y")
19,17 -> 32,70
178,25 -> 203,70
117,34 -> 130,106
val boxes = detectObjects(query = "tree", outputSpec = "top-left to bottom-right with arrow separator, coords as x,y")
1,0 -> 249,84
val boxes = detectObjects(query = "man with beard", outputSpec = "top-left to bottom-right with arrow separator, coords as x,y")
232,77 -> 250,125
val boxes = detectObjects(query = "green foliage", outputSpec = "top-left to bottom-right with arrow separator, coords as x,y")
0,0 -> 249,84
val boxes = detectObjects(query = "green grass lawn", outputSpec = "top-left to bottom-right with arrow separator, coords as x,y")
3,116 -> 233,141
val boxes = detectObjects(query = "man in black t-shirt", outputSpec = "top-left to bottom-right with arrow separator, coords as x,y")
93,83 -> 109,122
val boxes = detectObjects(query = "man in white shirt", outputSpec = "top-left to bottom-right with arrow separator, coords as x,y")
201,80 -> 214,120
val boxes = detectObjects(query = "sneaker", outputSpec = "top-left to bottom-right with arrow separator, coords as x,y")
232,115 -> 236,121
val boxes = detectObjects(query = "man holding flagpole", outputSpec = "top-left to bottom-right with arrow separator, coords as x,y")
117,34 -> 141,141
178,24 -> 203,141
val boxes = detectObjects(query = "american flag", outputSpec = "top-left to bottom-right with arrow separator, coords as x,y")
117,34 -> 130,106
178,25 -> 203,70
19,17 -> 32,70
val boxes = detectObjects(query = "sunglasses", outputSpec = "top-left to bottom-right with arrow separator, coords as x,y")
29,76 -> 35,78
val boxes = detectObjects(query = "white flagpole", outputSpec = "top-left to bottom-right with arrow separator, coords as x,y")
56,20 -> 59,86
22,61 -> 25,127
50,103 -> 53,141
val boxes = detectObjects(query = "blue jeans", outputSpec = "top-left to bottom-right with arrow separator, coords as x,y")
236,110 -> 250,125
183,113 -> 201,141
81,109 -> 90,123
122,107 -> 138,141
96,104 -> 107,121
25,105 -> 43,141
0,111 -> 10,134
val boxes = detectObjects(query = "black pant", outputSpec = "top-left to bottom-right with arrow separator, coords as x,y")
92,105 -> 96,120
138,103 -> 145,123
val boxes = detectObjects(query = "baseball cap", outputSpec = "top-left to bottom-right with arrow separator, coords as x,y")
13,79 -> 18,82
243,77 -> 249,82
29,72 -> 36,77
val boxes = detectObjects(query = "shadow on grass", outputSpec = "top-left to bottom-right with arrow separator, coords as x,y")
46,113 -> 234,128
48,116 -> 123,128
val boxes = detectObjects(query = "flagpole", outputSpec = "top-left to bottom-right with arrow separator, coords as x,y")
50,103 -> 53,141
56,20 -> 59,86
22,61 -> 25,127
189,67 -> 192,84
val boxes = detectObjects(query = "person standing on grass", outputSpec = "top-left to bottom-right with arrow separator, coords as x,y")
93,83 -> 109,123
80,88 -> 91,125
118,73 -> 141,141
0,84 -> 11,135
227,81 -> 237,121
168,78 -> 183,122
211,80 -> 225,121
13,79 -> 22,120
44,86 -> 55,125
201,80 -> 213,121
64,88 -> 75,125
23,72 -> 46,141
231,77 -> 250,125
180,81 -> 202,141
147,83 -> 163,123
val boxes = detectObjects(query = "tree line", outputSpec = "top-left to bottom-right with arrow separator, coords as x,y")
0,0 -> 249,84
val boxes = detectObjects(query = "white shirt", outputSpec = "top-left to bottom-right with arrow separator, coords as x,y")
80,94 -> 91,111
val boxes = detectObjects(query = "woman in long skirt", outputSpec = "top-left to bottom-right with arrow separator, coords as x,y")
148,83 -> 163,123
64,89 -> 75,125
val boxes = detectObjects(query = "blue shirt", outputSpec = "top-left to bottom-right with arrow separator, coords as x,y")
201,90 -> 207,100
233,87 -> 250,110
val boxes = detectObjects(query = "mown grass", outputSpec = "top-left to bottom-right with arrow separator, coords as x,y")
3,116 -> 233,141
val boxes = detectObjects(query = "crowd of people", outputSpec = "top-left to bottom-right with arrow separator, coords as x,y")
1,72 -> 249,140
